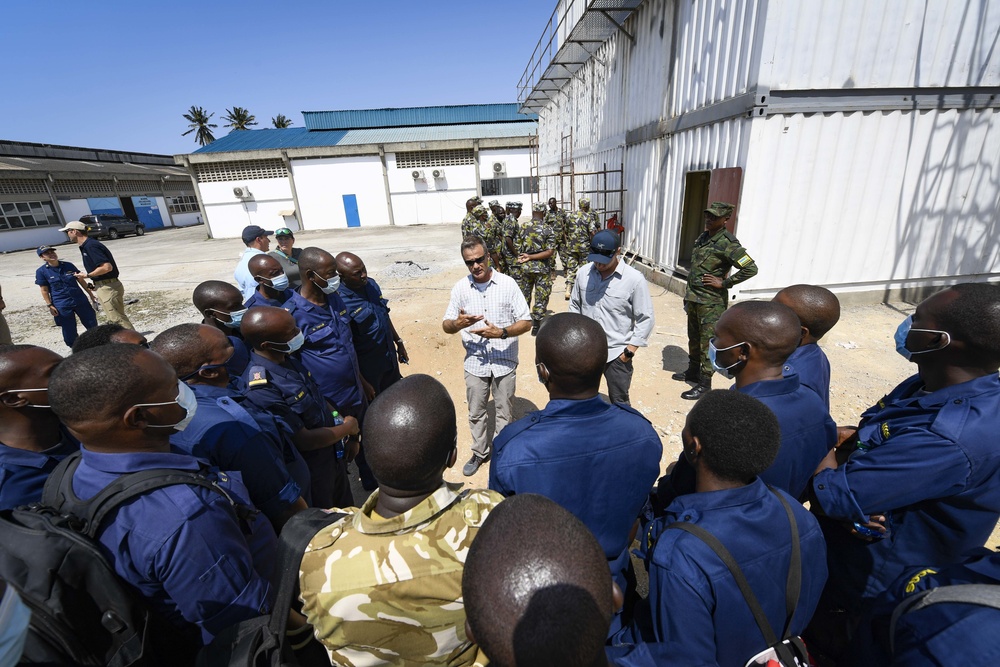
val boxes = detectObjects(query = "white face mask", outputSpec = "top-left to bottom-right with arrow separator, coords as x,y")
0,387 -> 50,409
708,339 -> 747,379
312,274 -> 340,294
132,381 -> 198,432
264,273 -> 289,292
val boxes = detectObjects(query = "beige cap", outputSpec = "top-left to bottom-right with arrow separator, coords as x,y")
59,221 -> 87,232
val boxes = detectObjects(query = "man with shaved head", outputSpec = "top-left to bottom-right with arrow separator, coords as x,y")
151,323 -> 307,529
463,494 -> 627,667
71,323 -> 148,353
244,254 -> 294,310
335,251 -> 407,393
299,375 -> 502,666
193,279 -> 251,383
659,301 -> 836,505
48,344 -> 277,646
490,312 -> 661,633
240,306 -> 359,508
0,345 -> 77,509
773,284 -> 841,410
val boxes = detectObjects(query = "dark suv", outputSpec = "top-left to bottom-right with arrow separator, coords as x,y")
78,214 -> 145,240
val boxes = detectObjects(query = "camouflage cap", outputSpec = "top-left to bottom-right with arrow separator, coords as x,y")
488,199 -> 500,207
471,195 -> 483,203
578,197 -> 590,206
505,201 -> 517,208
513,201 -> 523,209
472,205 -> 488,216
705,202 -> 735,218
532,202 -> 547,213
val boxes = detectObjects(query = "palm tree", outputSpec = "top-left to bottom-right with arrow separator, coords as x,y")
223,107 -> 258,131
181,106 -> 217,146
272,114 -> 293,129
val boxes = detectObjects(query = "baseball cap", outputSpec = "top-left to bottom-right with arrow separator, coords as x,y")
587,230 -> 621,264
275,227 -> 294,237
37,245 -> 56,256
59,221 -> 87,232
241,225 -> 273,244
705,202 -> 735,218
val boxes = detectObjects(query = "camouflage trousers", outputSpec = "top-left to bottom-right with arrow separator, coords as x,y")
519,271 -> 553,322
685,300 -> 726,378
562,250 -> 588,291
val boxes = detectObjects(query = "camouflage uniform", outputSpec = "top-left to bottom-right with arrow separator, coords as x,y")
299,482 -> 503,667
500,202 -> 522,281
684,207 -> 758,379
487,214 -> 506,271
517,204 -> 557,325
563,198 -> 601,295
544,205 -> 568,271
461,206 -> 496,256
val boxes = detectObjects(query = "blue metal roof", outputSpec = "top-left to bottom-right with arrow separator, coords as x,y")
193,122 -> 537,154
302,103 -> 538,130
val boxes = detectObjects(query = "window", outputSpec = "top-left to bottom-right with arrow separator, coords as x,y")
0,200 -> 59,231
481,176 -> 538,197
395,149 -> 475,169
195,159 -> 288,183
167,195 -> 200,214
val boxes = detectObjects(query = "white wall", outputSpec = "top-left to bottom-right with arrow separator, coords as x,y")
480,148 -> 532,180
387,153 -> 477,225
172,212 -> 202,227
199,178 -> 294,239
57,199 -> 91,223
292,156 -> 390,230
0,227 -> 71,253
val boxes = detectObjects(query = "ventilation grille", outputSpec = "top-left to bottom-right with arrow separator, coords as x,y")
0,179 -> 47,195
395,149 -> 475,169
51,179 -> 115,195
194,159 -> 288,183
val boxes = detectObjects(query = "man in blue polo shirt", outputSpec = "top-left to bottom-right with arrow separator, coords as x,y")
151,323 -> 307,530
807,283 -> 1000,659
59,220 -> 133,329
244,254 -> 294,310
335,252 -> 407,393
35,245 -> 99,348
0,345 -> 78,510
47,343 -> 276,645
490,312 -> 662,634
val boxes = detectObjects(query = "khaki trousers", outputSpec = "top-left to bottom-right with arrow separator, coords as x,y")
94,278 -> 134,330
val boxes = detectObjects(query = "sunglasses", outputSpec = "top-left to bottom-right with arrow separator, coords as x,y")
464,254 -> 487,267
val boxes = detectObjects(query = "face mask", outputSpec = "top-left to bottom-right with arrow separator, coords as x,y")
179,348 -> 236,382
265,273 -> 289,292
211,308 -> 247,329
0,586 -> 30,666
266,330 -> 305,354
709,339 -> 747,379
312,274 -> 340,295
0,387 -> 50,409
894,315 -> 951,361
133,381 -> 198,432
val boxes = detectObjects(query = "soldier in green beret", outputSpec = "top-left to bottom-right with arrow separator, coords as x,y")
674,201 -> 758,400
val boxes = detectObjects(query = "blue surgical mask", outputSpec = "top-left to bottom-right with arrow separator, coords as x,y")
894,315 -> 951,361
312,274 -> 340,295
266,330 -> 305,354
709,339 -> 746,379
265,273 -> 289,292
180,348 -> 236,382
133,381 -> 198,432
211,307 -> 247,330
0,586 -> 30,666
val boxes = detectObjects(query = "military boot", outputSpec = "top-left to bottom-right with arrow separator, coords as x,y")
671,363 -> 701,382
681,377 -> 711,400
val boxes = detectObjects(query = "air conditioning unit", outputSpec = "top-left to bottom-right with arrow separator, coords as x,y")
233,186 -> 252,199
492,161 -> 506,177
432,169 -> 445,179
411,170 -> 425,180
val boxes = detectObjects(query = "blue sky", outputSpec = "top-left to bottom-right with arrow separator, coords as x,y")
2,0 -> 554,155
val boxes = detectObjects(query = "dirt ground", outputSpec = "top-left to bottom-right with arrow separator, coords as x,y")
3,223 -> 995,547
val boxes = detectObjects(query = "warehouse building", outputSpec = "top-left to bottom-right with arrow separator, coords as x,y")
0,140 -> 199,253
520,0 -> 1000,302
175,104 -> 539,238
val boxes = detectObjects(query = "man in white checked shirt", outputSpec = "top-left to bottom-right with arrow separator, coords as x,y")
444,236 -> 532,476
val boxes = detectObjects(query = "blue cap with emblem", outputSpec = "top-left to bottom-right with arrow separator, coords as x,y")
587,230 -> 621,264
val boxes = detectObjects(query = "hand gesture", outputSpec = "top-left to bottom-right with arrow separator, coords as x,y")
454,308 -> 484,330
469,319 -> 502,339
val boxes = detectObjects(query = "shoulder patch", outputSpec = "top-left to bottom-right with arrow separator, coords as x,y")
247,366 -> 268,388
735,253 -> 754,268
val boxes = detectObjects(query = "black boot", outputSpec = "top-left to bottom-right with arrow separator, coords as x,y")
671,364 -> 701,382
681,378 -> 711,400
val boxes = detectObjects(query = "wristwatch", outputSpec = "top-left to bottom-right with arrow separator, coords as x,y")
622,348 -> 635,359
500,327 -> 509,339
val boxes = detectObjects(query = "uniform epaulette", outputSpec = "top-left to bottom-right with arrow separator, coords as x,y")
613,402 -> 653,424
721,230 -> 738,242
246,365 -> 269,388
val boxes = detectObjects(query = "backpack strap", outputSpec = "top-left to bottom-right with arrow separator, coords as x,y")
665,486 -> 803,649
42,451 -> 257,538
889,584 -> 1000,655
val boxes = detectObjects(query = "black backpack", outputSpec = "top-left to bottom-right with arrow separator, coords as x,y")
0,451 -> 253,666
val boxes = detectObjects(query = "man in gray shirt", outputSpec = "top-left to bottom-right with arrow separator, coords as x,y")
569,230 -> 654,405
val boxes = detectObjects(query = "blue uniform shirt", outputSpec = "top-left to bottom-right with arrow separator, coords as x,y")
169,384 -> 301,523
338,279 -> 398,384
740,374 -> 836,499
71,448 -> 276,643
622,479 -> 828,667
35,261 -> 89,308
284,290 -> 364,412
812,372 -> 1000,609
78,237 -> 119,279
0,436 -> 78,510
243,287 -> 293,310
784,343 -> 832,410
